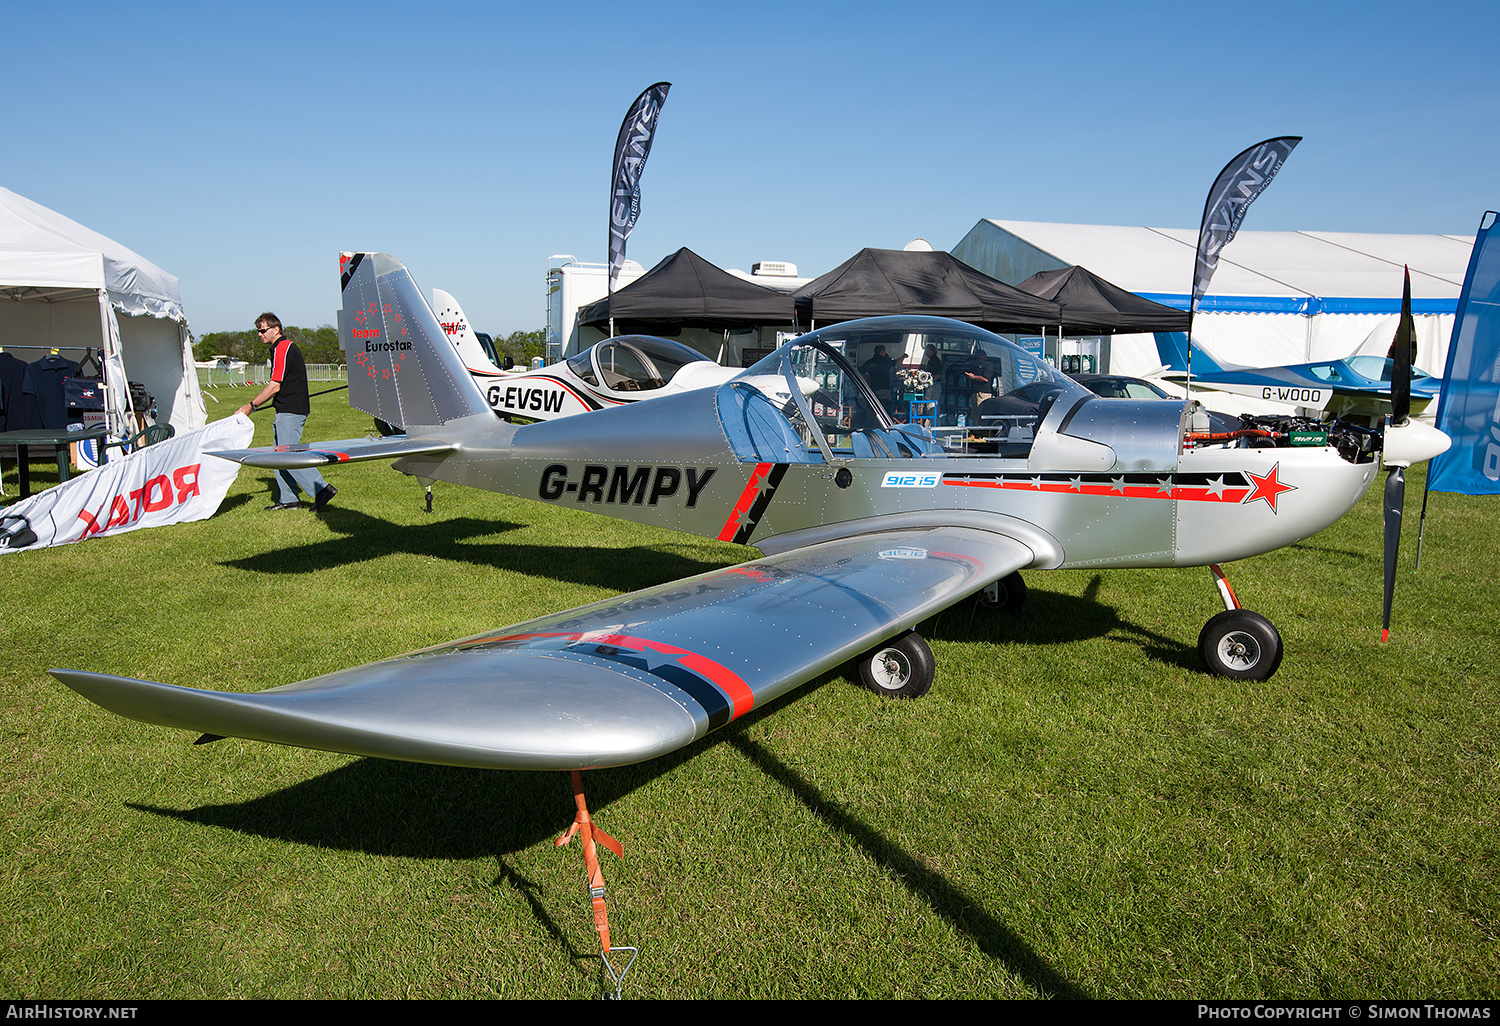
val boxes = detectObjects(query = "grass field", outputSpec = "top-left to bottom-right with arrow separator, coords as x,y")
2,385 -> 1497,999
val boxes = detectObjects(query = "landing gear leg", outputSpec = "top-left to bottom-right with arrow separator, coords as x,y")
1208,563 -> 1239,612
556,769 -> 637,998
978,571 -> 1027,613
1198,564 -> 1283,681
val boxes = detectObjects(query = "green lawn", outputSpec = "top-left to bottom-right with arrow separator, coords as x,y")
2,386 -> 1496,999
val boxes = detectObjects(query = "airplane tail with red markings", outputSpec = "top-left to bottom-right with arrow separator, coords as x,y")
432,288 -> 505,376
337,252 -> 494,433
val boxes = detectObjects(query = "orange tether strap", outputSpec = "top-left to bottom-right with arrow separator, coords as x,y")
555,769 -> 624,951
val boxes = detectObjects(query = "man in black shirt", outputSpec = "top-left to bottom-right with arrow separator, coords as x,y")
239,313 -> 336,512
859,344 -> 897,415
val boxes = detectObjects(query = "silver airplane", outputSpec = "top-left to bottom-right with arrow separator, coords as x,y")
50,252 -> 1449,982
53,246 -> 1454,767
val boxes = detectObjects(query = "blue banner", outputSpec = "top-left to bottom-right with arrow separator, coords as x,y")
1428,211 -> 1500,494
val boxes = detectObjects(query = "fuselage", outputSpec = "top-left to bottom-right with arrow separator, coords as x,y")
395,318 -> 1380,572
480,335 -> 738,421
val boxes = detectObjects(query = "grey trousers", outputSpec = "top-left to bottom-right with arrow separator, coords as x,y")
273,411 -> 331,504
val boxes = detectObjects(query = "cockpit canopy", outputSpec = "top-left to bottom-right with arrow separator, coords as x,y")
717,316 -> 1090,463
566,335 -> 711,393
1309,356 -> 1439,393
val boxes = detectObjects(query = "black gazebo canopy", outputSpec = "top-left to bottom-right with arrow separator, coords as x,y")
790,248 -> 1061,332
1014,264 -> 1190,335
578,247 -> 795,332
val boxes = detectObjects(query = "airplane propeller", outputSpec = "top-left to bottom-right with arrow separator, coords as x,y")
1380,268 -> 1414,643
1378,267 -> 1449,643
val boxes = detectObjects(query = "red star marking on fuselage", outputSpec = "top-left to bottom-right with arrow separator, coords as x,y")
1242,463 -> 1296,513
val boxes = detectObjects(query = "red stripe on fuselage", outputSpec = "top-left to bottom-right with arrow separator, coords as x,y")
718,463 -> 773,541
943,478 -> 1250,502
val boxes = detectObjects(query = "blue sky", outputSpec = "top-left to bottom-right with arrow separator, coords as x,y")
5,1 -> 1498,335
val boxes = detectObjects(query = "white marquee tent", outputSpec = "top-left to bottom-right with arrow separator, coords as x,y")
953,219 -> 1475,378
0,186 -> 204,437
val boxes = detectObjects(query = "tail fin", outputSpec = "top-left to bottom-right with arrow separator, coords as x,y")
1153,330 -> 1228,375
338,253 -> 492,430
432,288 -> 504,375
1154,331 -> 1190,373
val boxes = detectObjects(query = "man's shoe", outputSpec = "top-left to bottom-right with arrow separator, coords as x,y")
265,501 -> 300,511
312,485 -> 337,512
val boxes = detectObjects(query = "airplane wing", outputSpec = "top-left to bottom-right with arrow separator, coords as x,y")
52,526 -> 1033,771
208,435 -> 455,470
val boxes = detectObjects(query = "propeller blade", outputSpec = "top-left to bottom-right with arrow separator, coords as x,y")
1380,466 -> 1405,644
1380,267 -> 1421,644
1389,266 -> 1414,425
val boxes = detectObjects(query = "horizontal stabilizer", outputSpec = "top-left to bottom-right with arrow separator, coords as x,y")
208,435 -> 455,470
53,526 -> 1033,771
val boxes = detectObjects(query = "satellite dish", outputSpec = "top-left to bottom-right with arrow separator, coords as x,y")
904,238 -> 934,252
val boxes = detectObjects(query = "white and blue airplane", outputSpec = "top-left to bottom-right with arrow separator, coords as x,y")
1152,319 -> 1441,425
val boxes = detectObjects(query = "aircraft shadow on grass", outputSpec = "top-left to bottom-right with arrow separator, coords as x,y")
128,671 -> 1087,998
221,505 -> 737,595
924,574 -> 1201,675
212,491 -> 259,515
224,498 -> 1196,673
1287,539 -> 1373,563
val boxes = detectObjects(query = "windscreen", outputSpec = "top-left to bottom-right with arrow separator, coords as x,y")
593,335 -> 710,392
725,316 -> 1086,460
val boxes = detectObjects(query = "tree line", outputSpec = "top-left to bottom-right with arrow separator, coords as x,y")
193,327 -> 547,366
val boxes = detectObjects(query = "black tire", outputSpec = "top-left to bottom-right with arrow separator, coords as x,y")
978,571 -> 1027,613
855,630 -> 935,699
1198,609 -> 1283,681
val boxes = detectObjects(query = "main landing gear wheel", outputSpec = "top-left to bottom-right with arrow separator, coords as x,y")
978,571 -> 1027,613
855,630 -> 935,699
1198,610 -> 1283,681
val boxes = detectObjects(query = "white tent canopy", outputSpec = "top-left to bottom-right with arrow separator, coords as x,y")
953,219 -> 1474,378
0,186 -> 204,436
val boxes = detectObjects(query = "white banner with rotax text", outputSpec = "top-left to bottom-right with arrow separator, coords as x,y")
0,414 -> 254,552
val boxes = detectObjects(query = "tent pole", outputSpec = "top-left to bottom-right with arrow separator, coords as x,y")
1186,309 -> 1195,394
1415,476 -> 1434,571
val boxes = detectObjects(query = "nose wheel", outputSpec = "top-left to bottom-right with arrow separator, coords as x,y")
1198,610 -> 1283,682
1197,564 -> 1283,681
